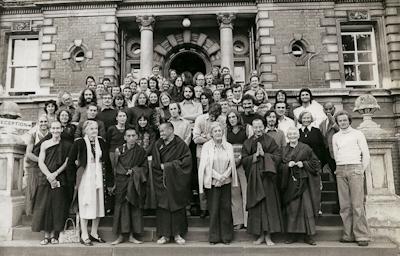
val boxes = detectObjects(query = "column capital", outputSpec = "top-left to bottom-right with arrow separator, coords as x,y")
217,13 -> 236,29
136,15 -> 155,32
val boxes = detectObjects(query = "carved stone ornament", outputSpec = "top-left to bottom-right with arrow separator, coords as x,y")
11,21 -> 32,32
136,16 -> 155,32
217,13 -> 236,29
353,94 -> 389,137
348,10 -> 370,21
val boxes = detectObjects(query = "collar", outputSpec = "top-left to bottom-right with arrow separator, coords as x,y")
182,100 -> 194,105
210,139 -> 227,150
101,105 -> 114,111
340,126 -> 353,134
232,97 -> 242,104
301,125 -> 313,132
265,127 -> 278,132
169,116 -> 184,121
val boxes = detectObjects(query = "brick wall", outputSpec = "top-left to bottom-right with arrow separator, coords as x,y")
49,16 -> 108,94
264,9 -> 329,88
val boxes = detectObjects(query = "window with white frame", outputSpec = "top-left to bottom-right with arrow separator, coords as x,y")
6,35 -> 40,94
341,25 -> 379,87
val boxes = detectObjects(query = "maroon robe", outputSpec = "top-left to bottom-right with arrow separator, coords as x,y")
32,140 -> 72,233
241,134 -> 283,235
113,143 -> 148,235
152,135 -> 192,212
281,142 -> 321,235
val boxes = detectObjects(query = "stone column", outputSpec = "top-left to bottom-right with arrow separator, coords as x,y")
0,130 -> 26,240
217,13 -> 235,74
137,15 -> 155,78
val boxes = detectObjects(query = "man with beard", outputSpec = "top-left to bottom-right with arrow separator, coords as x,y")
72,88 -> 98,123
179,86 -> 203,123
241,94 -> 263,126
293,88 -> 326,128
111,128 -> 148,245
152,122 -> 192,245
241,119 -> 283,245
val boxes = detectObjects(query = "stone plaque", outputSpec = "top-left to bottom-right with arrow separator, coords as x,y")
347,10 -> 370,21
11,21 -> 32,32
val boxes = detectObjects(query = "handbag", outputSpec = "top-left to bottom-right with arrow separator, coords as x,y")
59,214 -> 80,243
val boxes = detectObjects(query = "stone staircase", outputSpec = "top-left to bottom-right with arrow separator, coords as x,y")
1,171 -> 398,256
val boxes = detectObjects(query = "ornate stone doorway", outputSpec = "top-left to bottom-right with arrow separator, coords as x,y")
153,31 -> 222,78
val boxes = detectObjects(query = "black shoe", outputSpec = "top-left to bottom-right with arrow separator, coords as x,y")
304,235 -> 317,246
89,234 -> 106,243
358,241 -> 369,246
339,238 -> 355,243
200,210 -> 208,219
80,238 -> 93,246
284,234 -> 297,244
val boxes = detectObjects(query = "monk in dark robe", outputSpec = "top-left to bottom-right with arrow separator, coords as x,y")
151,122 -> 192,245
281,127 -> 321,245
111,128 -> 148,245
242,119 -> 283,245
32,121 -> 72,245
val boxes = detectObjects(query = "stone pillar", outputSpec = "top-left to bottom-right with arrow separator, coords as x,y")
353,94 -> 400,244
0,131 -> 26,240
385,0 -> 400,87
137,15 -> 155,79
217,13 -> 235,75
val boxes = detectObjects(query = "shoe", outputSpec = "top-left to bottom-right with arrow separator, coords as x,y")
89,234 -> 106,243
253,236 -> 264,245
200,210 -> 208,219
128,235 -> 143,244
157,236 -> 169,244
304,236 -> 317,246
80,238 -> 93,246
209,242 -> 218,245
111,235 -> 124,245
339,238 -> 355,243
174,235 -> 185,245
233,224 -> 244,231
358,241 -> 369,246
222,241 -> 230,245
40,237 -> 50,245
50,238 -> 59,244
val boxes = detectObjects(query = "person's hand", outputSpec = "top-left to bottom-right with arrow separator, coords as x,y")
296,161 -> 304,168
258,143 -> 265,156
126,169 -> 133,176
115,148 -> 121,157
107,185 -> 115,195
288,161 -> 296,168
49,179 -> 59,188
161,164 -> 164,170
47,172 -> 57,182
327,112 -> 335,124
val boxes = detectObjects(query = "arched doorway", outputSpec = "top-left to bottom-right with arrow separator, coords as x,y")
169,50 -> 207,76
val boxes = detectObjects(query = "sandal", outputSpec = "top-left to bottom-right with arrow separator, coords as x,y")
40,237 -> 50,245
50,238 -> 59,244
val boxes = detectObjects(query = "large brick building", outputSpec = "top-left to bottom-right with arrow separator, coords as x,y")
0,0 -> 399,184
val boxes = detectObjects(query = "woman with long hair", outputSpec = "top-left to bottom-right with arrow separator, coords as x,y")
155,92 -> 172,125
113,93 -> 128,110
44,100 -> 58,124
200,93 -> 212,114
127,92 -> 156,129
168,76 -> 185,103
225,109 -> 253,230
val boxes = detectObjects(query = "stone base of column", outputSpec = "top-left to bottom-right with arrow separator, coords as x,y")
0,195 -> 25,241
366,195 -> 400,245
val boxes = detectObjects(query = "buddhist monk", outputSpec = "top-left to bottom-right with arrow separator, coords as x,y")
151,122 -> 192,245
111,127 -> 148,245
241,119 -> 283,246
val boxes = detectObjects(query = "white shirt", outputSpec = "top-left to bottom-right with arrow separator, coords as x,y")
293,100 -> 327,128
332,127 -> 370,171
278,115 -> 296,141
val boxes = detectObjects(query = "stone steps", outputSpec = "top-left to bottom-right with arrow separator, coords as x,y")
13,225 -> 344,242
0,240 -> 397,256
20,214 -> 343,227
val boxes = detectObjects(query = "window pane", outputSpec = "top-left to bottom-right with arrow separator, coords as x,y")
359,64 -> 373,81
357,34 -> 371,51
13,67 -> 38,91
342,35 -> 355,51
344,65 -> 357,81
358,53 -> 372,62
343,53 -> 355,62
12,39 -> 39,66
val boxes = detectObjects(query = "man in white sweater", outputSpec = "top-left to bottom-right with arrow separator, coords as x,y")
332,110 -> 370,246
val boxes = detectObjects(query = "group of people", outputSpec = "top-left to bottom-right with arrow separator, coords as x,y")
24,65 -> 371,247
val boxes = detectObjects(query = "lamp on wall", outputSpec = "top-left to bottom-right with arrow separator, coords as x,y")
182,17 -> 191,28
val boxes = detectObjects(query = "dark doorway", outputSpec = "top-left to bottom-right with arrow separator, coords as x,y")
169,51 -> 206,76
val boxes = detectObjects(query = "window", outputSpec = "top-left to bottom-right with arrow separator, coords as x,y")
341,25 -> 379,87
6,35 -> 40,93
